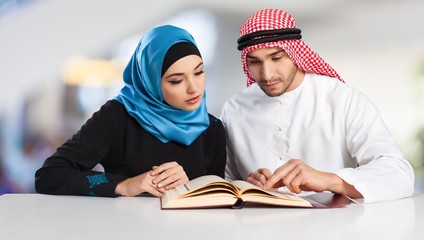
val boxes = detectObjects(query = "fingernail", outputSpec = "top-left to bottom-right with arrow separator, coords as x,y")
157,184 -> 162,188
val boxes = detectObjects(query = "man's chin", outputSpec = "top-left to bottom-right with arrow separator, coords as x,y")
261,88 -> 284,97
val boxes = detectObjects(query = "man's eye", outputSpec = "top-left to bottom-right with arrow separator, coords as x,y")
272,57 -> 282,61
248,60 -> 260,64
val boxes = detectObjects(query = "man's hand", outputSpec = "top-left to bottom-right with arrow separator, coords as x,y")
246,168 -> 273,188
263,159 -> 331,193
263,159 -> 363,198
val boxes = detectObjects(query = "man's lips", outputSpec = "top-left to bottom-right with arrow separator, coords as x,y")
262,81 -> 280,87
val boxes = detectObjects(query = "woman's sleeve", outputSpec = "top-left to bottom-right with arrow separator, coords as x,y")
34,101 -> 127,197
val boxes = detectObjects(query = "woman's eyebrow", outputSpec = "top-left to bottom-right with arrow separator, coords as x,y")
164,72 -> 183,80
164,62 -> 204,80
194,62 -> 204,70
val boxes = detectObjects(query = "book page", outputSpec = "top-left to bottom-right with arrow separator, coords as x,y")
173,175 -> 236,198
231,180 -> 260,191
161,175 -> 314,209
162,190 -> 239,209
231,180 -> 311,203
162,175 -> 239,209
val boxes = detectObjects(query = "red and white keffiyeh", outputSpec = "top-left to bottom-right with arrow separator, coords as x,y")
239,8 -> 343,86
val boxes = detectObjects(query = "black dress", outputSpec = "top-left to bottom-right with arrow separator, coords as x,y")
35,100 -> 226,197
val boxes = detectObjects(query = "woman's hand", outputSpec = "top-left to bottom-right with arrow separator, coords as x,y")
115,171 -> 165,197
150,161 -> 189,190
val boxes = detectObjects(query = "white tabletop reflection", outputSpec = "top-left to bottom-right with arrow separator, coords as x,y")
1,193 -> 423,240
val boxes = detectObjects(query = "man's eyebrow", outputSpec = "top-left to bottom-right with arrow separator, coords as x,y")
246,49 -> 285,59
268,49 -> 285,56
246,54 -> 258,60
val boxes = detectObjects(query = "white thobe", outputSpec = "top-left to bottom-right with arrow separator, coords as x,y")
220,73 -> 414,203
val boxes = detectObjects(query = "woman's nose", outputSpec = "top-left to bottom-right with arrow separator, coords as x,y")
186,77 -> 198,93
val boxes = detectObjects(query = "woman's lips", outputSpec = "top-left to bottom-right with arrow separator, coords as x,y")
186,95 -> 200,104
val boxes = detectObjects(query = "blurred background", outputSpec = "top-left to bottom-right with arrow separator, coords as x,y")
1,0 -> 423,194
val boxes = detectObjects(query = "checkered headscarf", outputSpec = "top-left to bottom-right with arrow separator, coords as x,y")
238,9 -> 343,86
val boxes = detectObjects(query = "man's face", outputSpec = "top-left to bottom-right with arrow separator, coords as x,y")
246,47 -> 299,97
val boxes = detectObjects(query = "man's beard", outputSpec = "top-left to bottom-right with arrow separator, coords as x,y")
260,85 -> 285,97
257,68 -> 298,97
258,77 -> 295,97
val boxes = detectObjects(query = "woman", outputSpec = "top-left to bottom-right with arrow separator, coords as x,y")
35,25 -> 226,197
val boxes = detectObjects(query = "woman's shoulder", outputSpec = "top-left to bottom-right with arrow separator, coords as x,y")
203,114 -> 226,142
90,99 -> 126,117
207,113 -> 225,130
208,113 -> 221,122
87,99 -> 129,125
100,99 -> 126,112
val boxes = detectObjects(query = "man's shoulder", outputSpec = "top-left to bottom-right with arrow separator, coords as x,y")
305,73 -> 353,94
223,84 -> 262,106
306,73 -> 344,86
305,73 -> 372,107
220,84 -> 265,124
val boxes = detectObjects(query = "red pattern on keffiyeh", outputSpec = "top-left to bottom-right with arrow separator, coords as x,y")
240,9 -> 343,86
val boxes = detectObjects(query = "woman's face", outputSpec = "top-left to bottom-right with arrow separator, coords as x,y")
161,55 -> 205,111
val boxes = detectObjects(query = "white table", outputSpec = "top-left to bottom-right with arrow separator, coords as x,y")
1,193 -> 423,240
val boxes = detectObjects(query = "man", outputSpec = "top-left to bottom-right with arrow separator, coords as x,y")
220,8 -> 414,203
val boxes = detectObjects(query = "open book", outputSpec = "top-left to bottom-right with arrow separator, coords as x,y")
161,175 -> 351,209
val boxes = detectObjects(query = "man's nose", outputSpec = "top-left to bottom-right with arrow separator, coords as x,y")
261,62 -> 274,81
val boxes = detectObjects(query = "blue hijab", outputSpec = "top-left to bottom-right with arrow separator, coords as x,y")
115,25 -> 209,146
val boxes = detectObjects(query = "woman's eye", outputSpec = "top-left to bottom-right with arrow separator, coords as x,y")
169,80 -> 182,85
194,70 -> 204,76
